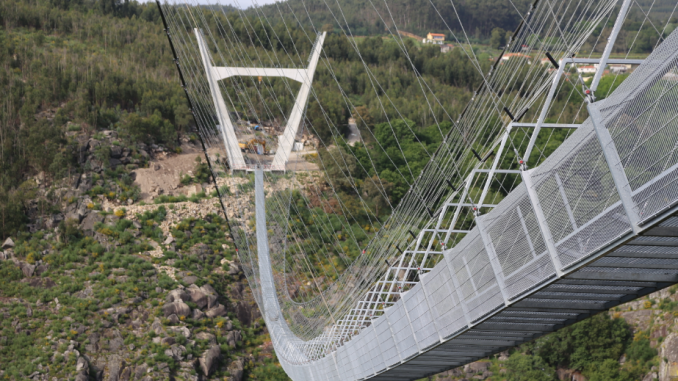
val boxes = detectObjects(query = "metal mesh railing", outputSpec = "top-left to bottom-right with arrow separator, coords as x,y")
598,32 -> 678,223
530,122 -> 630,268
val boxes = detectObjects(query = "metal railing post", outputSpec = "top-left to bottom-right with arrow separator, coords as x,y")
475,214 -> 511,304
587,102 -> 641,233
521,168 -> 565,276
590,0 -> 634,92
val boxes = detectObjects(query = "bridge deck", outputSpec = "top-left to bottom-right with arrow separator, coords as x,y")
371,212 -> 678,379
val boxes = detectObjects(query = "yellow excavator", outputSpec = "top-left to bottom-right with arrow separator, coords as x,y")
239,138 -> 268,154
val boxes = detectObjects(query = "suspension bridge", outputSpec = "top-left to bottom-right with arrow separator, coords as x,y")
157,0 -> 678,379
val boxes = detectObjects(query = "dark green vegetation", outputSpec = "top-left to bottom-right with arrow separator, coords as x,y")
0,0 -> 666,239
0,0 -> 191,238
0,207 -> 281,379
256,0 -> 533,40
425,310 -> 663,381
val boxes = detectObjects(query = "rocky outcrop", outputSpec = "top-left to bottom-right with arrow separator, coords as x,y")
205,303 -> 227,318
166,289 -> 190,303
2,238 -> 14,250
227,357 -> 245,381
660,333 -> 678,381
75,356 -> 89,381
199,345 -> 221,376
18,261 -> 35,277
80,211 -> 105,234
188,284 -> 209,309
196,332 -> 217,346
163,301 -> 191,318
226,331 -> 242,348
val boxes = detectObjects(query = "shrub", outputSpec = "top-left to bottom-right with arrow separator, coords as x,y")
626,338 -> 656,364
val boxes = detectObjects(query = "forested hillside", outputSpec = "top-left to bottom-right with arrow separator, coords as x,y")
0,0 -> 493,240
253,0 -> 677,43
253,0 -> 532,39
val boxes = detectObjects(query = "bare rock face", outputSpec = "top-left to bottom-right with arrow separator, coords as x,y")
228,357 -> 245,381
200,284 -> 219,309
80,212 -> 105,234
199,345 -> 221,376
166,289 -> 190,303
19,262 -> 35,277
187,284 -> 208,309
165,344 -> 187,361
133,364 -> 148,380
167,326 -> 191,339
196,332 -> 216,346
151,318 -> 165,335
205,303 -> 227,318
2,238 -> 14,250
659,332 -> 678,381
75,356 -> 89,381
226,330 -> 242,348
464,361 -> 491,375
163,301 -> 191,318
106,355 -> 123,381
227,262 -> 242,276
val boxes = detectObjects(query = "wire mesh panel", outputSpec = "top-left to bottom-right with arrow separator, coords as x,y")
362,326 -> 382,376
374,313 -> 399,368
404,283 -> 440,350
446,230 -> 504,322
353,333 -> 370,379
324,354 -> 339,381
421,258 -> 466,339
530,122 -> 631,268
328,353 -> 340,381
335,344 -> 354,381
483,183 -> 556,299
593,30 -> 678,222
387,302 -> 419,361
346,338 -> 365,379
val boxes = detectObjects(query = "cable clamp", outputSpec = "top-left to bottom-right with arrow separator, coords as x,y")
514,148 -> 528,171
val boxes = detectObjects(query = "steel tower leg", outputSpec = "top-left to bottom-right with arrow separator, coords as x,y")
271,33 -> 327,171
195,30 -> 326,171
194,29 -> 247,171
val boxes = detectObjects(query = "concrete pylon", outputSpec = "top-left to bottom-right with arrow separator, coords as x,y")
194,29 -> 326,171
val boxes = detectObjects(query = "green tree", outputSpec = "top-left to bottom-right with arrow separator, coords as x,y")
505,353 -> 557,381
536,313 -> 631,371
490,27 -> 507,49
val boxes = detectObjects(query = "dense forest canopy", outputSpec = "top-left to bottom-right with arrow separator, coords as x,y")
252,0 -> 532,39
0,0 -> 671,241
0,0 -> 487,238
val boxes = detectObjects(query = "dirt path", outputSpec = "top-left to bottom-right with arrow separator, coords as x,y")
346,118 -> 361,146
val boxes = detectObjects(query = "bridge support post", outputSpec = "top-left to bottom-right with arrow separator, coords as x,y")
587,102 -> 641,233
521,169 -> 565,276
475,214 -> 511,304
194,29 -> 247,171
